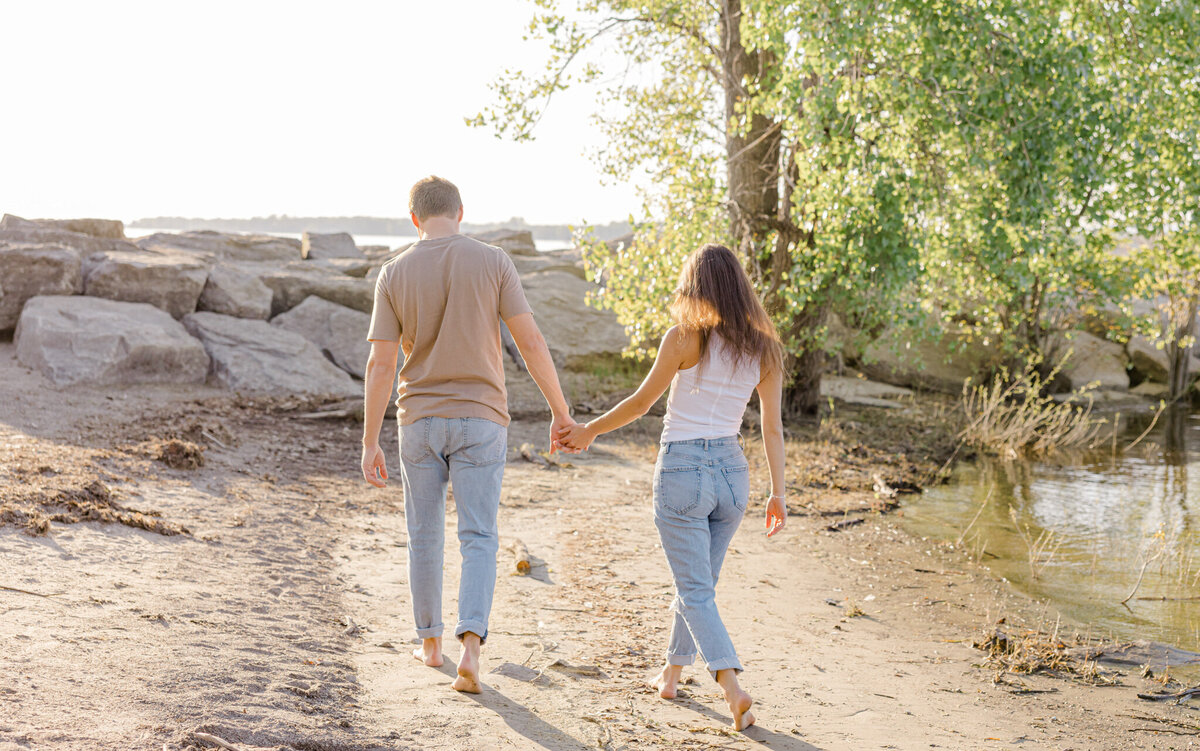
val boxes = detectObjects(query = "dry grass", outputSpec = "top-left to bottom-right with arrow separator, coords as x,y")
974,626 -> 1120,685
959,361 -> 1108,459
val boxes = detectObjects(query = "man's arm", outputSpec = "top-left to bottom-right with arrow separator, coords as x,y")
504,312 -> 574,451
361,339 -> 400,487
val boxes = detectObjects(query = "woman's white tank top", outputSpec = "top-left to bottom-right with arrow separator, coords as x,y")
661,334 -> 761,442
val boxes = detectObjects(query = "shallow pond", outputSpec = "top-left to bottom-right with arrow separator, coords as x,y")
903,407 -> 1200,660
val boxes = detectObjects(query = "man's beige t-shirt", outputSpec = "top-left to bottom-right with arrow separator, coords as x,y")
367,234 -> 532,426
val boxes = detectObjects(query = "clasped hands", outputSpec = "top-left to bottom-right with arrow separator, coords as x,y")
549,414 -> 596,454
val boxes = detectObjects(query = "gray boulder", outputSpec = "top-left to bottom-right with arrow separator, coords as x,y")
472,229 -> 538,256
509,253 -> 587,280
861,328 -> 1002,394
302,231 -> 362,260
1049,331 -> 1130,392
258,264 -> 373,316
312,257 -> 373,278
32,218 -> 125,239
521,270 -> 628,369
0,244 -> 82,331
83,249 -> 209,318
198,265 -> 273,320
270,296 -> 371,379
1,214 -> 139,256
1126,335 -> 1200,383
182,311 -> 360,397
136,230 -> 301,264
15,296 -> 209,386
1127,335 -> 1169,382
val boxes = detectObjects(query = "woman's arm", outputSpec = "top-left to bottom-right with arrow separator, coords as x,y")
756,364 -> 787,537
558,327 -> 691,450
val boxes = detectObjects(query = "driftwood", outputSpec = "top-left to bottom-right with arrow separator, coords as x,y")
0,584 -> 58,598
192,731 -> 245,751
1137,687 -> 1200,703
510,539 -> 531,574
826,518 -> 865,532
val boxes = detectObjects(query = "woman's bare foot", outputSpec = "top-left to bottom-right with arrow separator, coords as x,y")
412,637 -> 443,667
452,632 -> 483,693
650,664 -> 683,699
716,669 -> 755,731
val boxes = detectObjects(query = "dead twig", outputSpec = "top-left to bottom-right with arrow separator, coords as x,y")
192,731 -> 246,751
0,584 -> 59,599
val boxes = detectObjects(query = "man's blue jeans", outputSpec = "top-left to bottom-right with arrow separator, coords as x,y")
399,416 -> 507,643
653,436 -> 748,676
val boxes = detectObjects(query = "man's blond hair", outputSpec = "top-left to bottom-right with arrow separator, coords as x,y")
409,176 -> 462,222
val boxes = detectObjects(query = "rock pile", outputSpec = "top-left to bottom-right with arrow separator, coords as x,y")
1,216 -> 625,399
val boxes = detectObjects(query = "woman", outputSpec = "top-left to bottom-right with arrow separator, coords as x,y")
558,243 -> 787,732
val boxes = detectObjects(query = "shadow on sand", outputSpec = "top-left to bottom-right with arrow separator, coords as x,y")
433,662 -> 591,750
674,693 -> 826,751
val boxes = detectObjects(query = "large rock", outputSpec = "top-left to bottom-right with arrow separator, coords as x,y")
472,229 -> 538,256
183,312 -> 360,397
258,264 -> 373,316
83,249 -> 209,318
509,252 -> 587,280
820,374 -> 913,409
521,270 -> 628,369
1049,331 -> 1130,392
0,244 -> 82,331
1127,335 -> 1169,382
136,230 -> 301,264
1,214 -> 139,256
15,296 -> 209,386
270,296 -> 371,379
302,231 -> 362,260
312,257 -> 373,277
1125,334 -> 1200,385
197,265 -> 273,320
32,218 -> 125,239
861,328 -> 1002,394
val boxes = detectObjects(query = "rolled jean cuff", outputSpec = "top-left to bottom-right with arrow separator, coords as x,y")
455,620 -> 488,645
415,623 -> 444,639
705,656 -> 743,675
666,652 -> 697,666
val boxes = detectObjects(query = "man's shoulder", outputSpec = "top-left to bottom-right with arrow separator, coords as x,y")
452,235 -> 509,259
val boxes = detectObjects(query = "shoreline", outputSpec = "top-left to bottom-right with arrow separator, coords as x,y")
2,347 -> 1198,749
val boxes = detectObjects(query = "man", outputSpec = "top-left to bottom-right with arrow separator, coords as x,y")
360,176 -> 575,693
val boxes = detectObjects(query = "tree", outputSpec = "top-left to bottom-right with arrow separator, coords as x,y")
1089,1 -> 1200,402
474,0 -> 942,415
471,1 -> 1171,413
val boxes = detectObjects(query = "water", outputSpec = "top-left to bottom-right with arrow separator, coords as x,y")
125,227 -> 573,252
902,408 -> 1200,657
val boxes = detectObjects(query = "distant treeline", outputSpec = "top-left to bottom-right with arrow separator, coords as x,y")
128,215 -> 632,242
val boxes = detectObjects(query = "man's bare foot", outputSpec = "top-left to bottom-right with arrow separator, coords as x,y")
452,632 -> 482,693
716,669 -> 756,732
650,664 -> 683,699
412,637 -> 443,667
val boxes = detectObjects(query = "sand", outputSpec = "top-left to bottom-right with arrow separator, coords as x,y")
1,340 -> 1196,750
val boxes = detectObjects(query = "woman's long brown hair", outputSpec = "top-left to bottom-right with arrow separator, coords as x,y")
668,244 -> 784,376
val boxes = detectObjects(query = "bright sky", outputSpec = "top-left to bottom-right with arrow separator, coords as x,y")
1,1 -> 640,225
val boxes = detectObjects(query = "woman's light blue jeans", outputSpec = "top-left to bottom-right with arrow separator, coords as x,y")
653,436 -> 749,676
399,416 -> 507,644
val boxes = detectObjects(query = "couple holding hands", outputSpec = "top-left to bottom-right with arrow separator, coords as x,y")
360,176 -> 787,731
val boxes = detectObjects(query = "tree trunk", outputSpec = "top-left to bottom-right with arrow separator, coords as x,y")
719,0 -> 781,266
1165,296 -> 1199,403
780,303 -> 830,416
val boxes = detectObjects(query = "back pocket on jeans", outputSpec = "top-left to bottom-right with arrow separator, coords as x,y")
458,419 -> 508,466
400,420 -> 432,464
655,466 -> 703,515
721,465 -> 750,511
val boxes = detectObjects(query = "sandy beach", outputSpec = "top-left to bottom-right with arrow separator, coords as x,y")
2,341 -> 1197,751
